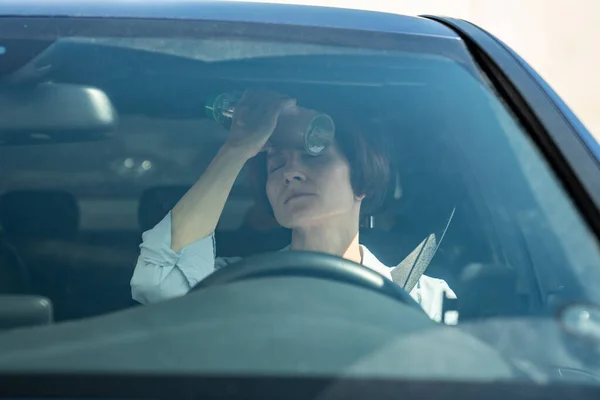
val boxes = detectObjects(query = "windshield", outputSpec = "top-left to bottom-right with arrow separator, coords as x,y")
1,16 -> 600,384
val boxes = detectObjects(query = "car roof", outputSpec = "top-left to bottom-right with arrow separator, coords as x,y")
0,1 -> 459,39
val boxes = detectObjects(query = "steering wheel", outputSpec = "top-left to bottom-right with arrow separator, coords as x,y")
192,251 -> 422,309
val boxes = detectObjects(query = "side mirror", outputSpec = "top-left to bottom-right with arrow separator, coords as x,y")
0,83 -> 117,145
0,295 -> 53,330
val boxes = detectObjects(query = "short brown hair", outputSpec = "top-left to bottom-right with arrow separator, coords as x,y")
249,115 -> 391,216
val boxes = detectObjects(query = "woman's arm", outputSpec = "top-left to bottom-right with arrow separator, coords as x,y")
130,146 -> 250,304
170,145 -> 251,252
130,91 -> 295,303
172,90 -> 295,251
130,212 -> 216,304
130,212 -> 242,304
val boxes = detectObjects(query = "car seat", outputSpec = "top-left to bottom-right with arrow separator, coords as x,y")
0,190 -> 79,318
0,239 -> 30,294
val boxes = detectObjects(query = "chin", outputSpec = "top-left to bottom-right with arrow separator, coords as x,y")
275,208 -> 324,229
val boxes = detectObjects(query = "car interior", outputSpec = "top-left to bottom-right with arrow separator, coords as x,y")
0,35 -> 577,330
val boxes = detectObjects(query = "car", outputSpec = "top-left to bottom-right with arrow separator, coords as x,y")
1,1 -> 600,398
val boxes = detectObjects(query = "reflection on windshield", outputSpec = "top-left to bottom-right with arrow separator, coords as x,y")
0,24 -> 600,384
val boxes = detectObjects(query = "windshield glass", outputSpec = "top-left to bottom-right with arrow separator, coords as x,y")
1,16 -> 600,384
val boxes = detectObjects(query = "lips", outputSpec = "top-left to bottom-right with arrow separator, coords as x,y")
284,192 -> 315,204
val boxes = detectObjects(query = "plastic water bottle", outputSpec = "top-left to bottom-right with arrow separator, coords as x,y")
205,92 -> 335,156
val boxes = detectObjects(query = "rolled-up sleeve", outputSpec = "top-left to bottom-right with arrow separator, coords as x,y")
130,211 -> 217,304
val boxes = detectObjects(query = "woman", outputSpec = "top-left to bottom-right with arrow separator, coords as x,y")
131,90 -> 455,322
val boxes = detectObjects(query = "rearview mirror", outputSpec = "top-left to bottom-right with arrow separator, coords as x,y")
0,83 -> 117,145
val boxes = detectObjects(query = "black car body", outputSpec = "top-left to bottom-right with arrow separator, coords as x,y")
1,1 -> 600,399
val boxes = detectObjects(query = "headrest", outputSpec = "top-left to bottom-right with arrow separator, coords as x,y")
138,186 -> 189,232
0,191 -> 79,237
0,295 -> 53,330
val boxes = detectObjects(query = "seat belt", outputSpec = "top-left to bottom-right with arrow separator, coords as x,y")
391,207 -> 455,292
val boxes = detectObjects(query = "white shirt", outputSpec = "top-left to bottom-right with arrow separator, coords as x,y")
131,211 -> 457,322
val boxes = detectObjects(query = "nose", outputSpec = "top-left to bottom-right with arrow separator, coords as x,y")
284,174 -> 305,185
282,162 -> 306,185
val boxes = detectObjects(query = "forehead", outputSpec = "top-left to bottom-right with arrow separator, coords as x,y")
266,146 -> 303,159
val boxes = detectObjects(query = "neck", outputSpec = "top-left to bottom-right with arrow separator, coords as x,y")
290,217 -> 362,264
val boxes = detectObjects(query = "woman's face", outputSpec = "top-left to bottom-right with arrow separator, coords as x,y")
265,142 -> 362,229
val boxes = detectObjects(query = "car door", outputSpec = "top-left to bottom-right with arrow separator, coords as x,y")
432,17 -> 600,294
423,16 -> 600,379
